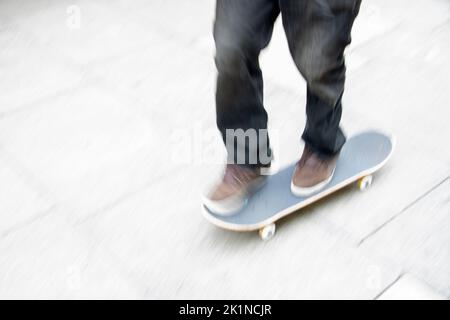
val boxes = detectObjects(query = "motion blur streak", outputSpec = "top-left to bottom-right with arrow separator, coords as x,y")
0,0 -> 448,299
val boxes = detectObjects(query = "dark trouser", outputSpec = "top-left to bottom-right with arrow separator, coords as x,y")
214,0 -> 361,168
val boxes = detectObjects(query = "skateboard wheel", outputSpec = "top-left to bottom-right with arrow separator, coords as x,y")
259,223 -> 276,241
358,175 -> 373,191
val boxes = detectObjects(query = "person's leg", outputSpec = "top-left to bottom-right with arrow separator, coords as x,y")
214,0 -> 279,168
204,0 -> 280,216
303,89 -> 345,157
279,0 -> 361,196
280,0 -> 361,157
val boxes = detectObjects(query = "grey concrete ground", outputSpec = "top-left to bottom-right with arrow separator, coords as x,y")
0,0 -> 449,299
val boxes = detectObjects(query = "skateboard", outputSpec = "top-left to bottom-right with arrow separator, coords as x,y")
202,130 -> 394,241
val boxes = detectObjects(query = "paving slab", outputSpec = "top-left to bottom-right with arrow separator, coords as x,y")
6,0 -> 163,65
88,32 -> 217,130
0,86 -> 170,220
0,213 -> 143,299
378,274 -> 447,300
0,156 -> 53,236
0,21 -> 83,114
362,179 -> 450,296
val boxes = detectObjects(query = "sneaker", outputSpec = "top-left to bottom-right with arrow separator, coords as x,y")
203,164 -> 267,216
291,146 -> 338,197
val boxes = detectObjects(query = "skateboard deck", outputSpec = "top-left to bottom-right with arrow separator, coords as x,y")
202,130 -> 394,240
